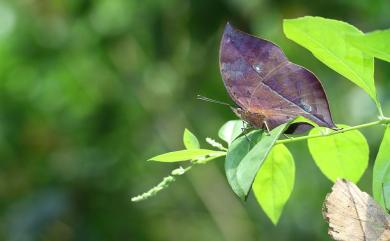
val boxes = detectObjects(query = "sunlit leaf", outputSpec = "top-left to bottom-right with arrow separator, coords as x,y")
307,125 -> 369,183
183,128 -> 200,149
148,149 -> 224,162
348,30 -> 390,63
236,122 -> 290,198
225,130 -> 263,197
253,144 -> 295,225
218,120 -> 244,145
373,125 -> 390,209
283,16 -> 379,108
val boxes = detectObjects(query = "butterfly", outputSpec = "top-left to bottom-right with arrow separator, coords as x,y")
324,179 -> 390,241
219,23 -> 336,133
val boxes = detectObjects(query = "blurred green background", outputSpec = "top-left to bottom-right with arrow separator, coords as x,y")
0,0 -> 389,240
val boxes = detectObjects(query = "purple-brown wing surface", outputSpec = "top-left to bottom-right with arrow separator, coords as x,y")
219,23 -> 336,131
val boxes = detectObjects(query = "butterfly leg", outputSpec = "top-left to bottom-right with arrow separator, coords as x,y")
241,121 -> 253,143
332,127 -> 343,131
263,120 -> 271,136
241,120 -> 248,133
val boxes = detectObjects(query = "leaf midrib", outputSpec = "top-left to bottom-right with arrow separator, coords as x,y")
353,41 -> 390,61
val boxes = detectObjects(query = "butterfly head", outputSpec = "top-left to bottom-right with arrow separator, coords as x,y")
230,107 -> 244,119
231,107 -> 266,129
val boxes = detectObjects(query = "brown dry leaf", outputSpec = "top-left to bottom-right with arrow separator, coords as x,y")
323,179 -> 390,241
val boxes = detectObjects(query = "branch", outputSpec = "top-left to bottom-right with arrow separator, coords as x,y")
131,117 -> 390,202
277,117 -> 390,145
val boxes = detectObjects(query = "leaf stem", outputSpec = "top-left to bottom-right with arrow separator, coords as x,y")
277,117 -> 390,145
378,106 -> 385,119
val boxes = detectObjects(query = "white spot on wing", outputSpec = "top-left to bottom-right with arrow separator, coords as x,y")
300,99 -> 312,112
253,64 -> 262,74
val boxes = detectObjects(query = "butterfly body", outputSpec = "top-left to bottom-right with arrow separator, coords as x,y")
231,107 -> 266,129
220,23 -> 336,133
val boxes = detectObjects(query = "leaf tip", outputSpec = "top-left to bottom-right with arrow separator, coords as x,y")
270,217 -> 280,226
183,128 -> 200,150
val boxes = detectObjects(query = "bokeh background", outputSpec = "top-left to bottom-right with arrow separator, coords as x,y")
0,0 -> 389,240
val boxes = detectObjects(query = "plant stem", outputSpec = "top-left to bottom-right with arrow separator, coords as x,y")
132,117 -> 390,202
277,117 -> 390,145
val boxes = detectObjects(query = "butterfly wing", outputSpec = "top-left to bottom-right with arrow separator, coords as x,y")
220,23 -> 336,131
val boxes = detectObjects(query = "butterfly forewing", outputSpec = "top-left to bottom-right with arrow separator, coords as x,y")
220,23 -> 287,109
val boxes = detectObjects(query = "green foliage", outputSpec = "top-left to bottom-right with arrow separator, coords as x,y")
235,122 -> 290,198
218,120 -> 245,145
225,130 -> 263,198
148,128 -> 225,163
348,30 -> 390,63
148,149 -> 224,162
136,16 -> 390,228
253,144 -> 295,225
183,129 -> 200,149
307,125 -> 369,183
373,125 -> 390,209
283,16 -> 380,111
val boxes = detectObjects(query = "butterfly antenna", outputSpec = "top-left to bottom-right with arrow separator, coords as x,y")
196,95 -> 232,107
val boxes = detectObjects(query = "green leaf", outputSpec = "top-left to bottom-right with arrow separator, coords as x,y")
183,128 -> 200,149
290,116 -> 318,127
225,130 -> 263,197
373,125 -> 390,209
253,144 -> 295,225
307,125 -> 369,183
148,149 -> 224,162
283,16 -> 379,108
348,29 -> 390,63
218,120 -> 245,145
236,122 -> 291,198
